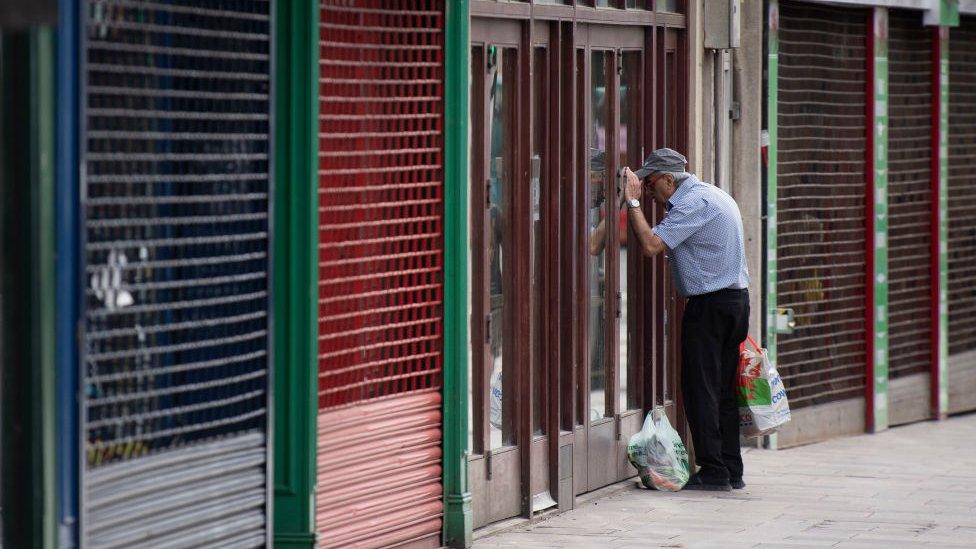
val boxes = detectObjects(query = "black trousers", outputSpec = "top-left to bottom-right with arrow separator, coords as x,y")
681,287 -> 750,485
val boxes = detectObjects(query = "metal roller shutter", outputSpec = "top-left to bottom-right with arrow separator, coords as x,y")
887,11 -> 933,380
776,2 -> 868,408
81,1 -> 271,546
949,18 -> 976,357
317,1 -> 444,547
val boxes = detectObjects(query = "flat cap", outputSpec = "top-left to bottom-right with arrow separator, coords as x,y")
633,148 -> 688,179
589,148 -> 607,173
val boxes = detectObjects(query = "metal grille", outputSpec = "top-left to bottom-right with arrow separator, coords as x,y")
318,0 -> 445,410
776,2 -> 868,408
949,17 -> 976,356
82,0 -> 270,545
316,2 -> 445,547
887,11 -> 933,379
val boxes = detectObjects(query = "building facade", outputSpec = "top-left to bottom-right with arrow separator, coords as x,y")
2,1 -> 975,548
764,0 -> 975,451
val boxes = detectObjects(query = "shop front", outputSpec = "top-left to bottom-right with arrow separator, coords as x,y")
948,14 -> 976,415
467,0 -> 689,529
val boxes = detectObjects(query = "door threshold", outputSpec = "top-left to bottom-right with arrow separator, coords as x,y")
472,476 -> 639,541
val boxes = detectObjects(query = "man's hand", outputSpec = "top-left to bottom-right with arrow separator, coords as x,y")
623,167 -> 642,203
622,167 -> 666,257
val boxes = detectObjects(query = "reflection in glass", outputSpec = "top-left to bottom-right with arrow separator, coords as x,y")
626,0 -> 640,8
574,48 -> 586,427
531,48 -> 547,436
595,0 -> 611,7
588,51 -> 609,421
619,51 -> 641,412
657,0 -> 679,12
488,47 -> 515,450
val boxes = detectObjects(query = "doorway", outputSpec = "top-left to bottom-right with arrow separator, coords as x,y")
469,15 -> 687,530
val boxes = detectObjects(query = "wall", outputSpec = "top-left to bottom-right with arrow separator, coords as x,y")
734,0 -> 764,341
688,0 -> 764,339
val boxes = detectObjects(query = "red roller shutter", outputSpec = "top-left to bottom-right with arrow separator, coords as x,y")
776,2 -> 868,409
316,1 -> 445,547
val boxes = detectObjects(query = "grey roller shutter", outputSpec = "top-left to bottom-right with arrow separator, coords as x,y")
887,10 -> 934,381
776,1 -> 869,408
80,1 -> 272,546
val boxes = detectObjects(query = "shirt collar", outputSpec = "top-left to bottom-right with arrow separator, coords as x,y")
665,174 -> 699,211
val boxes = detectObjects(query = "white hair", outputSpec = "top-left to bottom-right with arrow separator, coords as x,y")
654,171 -> 692,187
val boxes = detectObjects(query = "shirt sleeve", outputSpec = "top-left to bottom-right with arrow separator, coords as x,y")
652,199 -> 713,250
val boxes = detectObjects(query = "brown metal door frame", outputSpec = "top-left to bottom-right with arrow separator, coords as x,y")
616,46 -> 649,452
470,16 -> 557,524
524,24 -> 562,516
580,43 -> 617,493
469,27 -> 523,526
572,42 -> 590,495
469,12 -> 691,524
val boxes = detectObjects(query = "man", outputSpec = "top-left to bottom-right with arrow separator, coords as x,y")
622,148 -> 750,492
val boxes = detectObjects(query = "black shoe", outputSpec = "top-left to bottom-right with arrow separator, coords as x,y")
731,479 -> 746,490
683,474 -> 732,492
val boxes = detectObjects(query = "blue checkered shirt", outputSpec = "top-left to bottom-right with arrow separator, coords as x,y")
651,175 -> 750,297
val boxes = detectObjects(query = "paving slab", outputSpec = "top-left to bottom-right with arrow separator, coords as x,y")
473,413 -> 976,548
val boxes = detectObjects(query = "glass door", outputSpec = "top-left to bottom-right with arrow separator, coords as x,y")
470,40 -> 523,527
469,24 -> 556,527
467,18 -> 689,521
582,47 -> 618,492
574,26 -> 667,495
614,49 -> 647,480
658,28 -> 686,432
528,43 -> 555,515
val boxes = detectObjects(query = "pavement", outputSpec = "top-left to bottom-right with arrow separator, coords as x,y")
473,412 -> 976,548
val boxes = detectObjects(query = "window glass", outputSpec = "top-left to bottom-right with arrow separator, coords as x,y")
588,50 -> 610,420
619,51 -> 642,411
531,47 -> 547,435
487,46 -> 517,449
657,0 -> 679,13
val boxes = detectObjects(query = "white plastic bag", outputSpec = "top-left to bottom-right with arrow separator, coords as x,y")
489,366 -> 503,430
626,406 -> 690,491
738,336 -> 791,438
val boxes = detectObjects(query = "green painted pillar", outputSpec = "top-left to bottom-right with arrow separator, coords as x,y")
31,29 -> 57,549
763,0 -> 779,450
938,0 -> 960,26
272,0 -> 319,546
0,26 -> 57,549
867,7 -> 889,433
442,0 -> 472,547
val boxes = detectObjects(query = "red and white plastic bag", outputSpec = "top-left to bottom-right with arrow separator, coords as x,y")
738,336 -> 791,438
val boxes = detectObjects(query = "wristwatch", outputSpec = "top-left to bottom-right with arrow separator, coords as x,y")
627,198 -> 641,209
